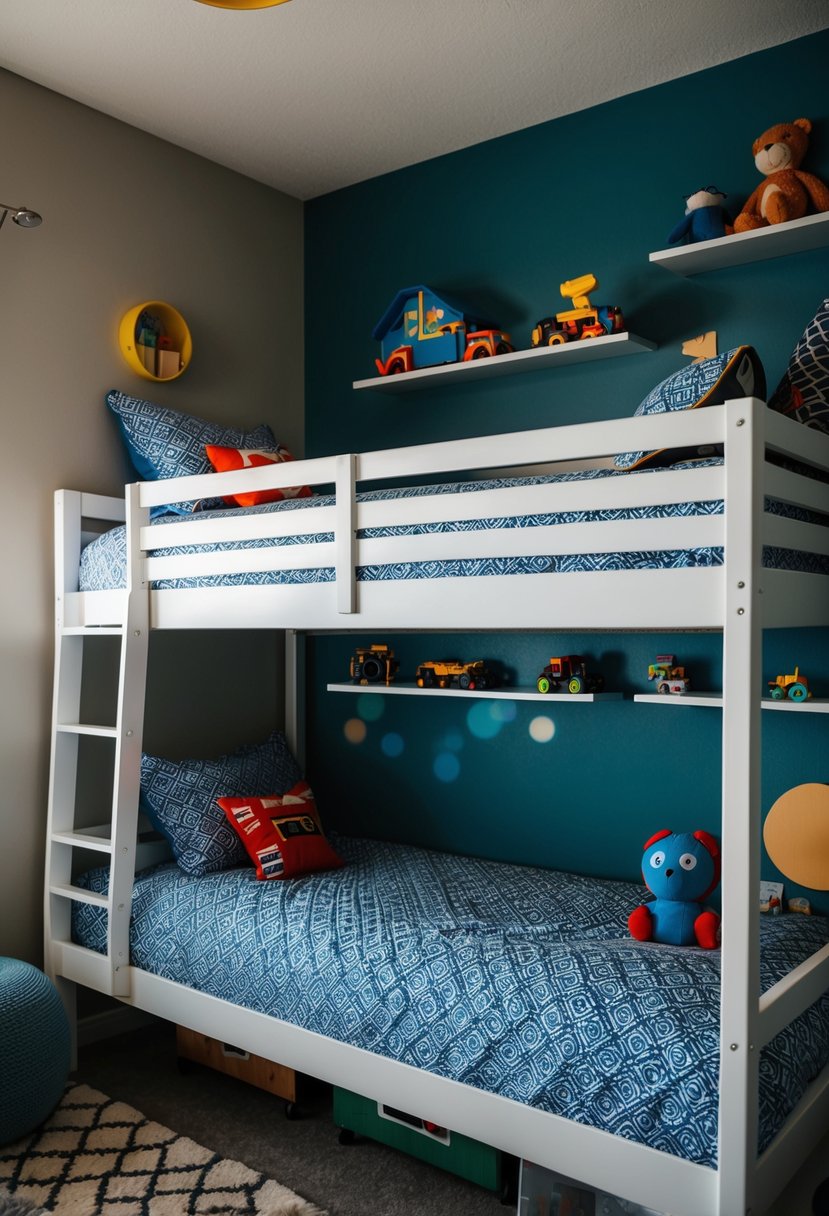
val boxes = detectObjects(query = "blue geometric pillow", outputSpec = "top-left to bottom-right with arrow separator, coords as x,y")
106,389 -> 278,515
768,298 -> 829,434
614,346 -> 765,471
140,731 -> 302,877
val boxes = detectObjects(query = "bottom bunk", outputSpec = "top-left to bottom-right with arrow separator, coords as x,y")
68,834 -> 829,1208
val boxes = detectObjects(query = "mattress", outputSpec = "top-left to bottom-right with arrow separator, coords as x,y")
72,834 -> 829,1167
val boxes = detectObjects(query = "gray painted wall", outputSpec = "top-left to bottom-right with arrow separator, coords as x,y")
0,69 -> 304,965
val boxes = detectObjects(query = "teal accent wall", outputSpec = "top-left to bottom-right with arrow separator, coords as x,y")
304,31 -> 829,910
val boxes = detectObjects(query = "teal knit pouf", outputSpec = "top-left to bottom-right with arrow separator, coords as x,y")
0,957 -> 71,1145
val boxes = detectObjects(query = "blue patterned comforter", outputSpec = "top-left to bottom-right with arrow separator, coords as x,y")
72,835 -> 829,1167
78,461 -> 829,590
79,463 -> 733,591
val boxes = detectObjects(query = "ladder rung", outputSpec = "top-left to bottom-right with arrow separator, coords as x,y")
51,830 -> 112,854
56,723 -> 118,738
50,882 -> 108,909
61,626 -> 125,636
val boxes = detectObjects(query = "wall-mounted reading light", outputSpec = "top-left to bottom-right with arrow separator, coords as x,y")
0,203 -> 43,231
193,1 -> 291,8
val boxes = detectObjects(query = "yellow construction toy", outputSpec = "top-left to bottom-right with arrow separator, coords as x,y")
530,274 -> 626,346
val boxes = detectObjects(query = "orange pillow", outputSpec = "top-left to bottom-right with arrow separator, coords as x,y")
218,781 -> 344,880
204,443 -> 312,507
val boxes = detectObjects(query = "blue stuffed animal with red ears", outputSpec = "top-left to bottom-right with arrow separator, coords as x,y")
628,829 -> 721,948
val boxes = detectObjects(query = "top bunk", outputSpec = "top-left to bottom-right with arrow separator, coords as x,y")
57,396 -> 829,635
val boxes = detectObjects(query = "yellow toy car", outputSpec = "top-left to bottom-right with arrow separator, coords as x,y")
415,659 -> 496,691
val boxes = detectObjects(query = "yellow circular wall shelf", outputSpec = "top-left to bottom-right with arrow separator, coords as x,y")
119,301 -> 192,382
193,1 -> 292,8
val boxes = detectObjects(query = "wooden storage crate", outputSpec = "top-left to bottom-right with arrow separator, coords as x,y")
175,1025 -> 297,1105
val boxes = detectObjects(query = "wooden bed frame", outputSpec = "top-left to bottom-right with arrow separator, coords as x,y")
45,398 -> 829,1216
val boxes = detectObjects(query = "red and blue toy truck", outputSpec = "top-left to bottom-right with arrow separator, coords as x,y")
373,286 -> 513,376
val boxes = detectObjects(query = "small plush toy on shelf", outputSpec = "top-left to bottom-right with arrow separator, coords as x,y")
733,117 -> 829,232
667,186 -> 733,245
628,829 -> 721,948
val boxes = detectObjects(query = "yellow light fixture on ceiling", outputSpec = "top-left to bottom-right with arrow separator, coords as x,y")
193,0 -> 291,8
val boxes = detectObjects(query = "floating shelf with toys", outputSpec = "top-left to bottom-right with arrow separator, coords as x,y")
649,210 -> 829,277
651,117 -> 829,275
354,278 -> 656,393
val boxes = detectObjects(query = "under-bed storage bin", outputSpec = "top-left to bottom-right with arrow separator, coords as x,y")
518,1159 -> 664,1215
333,1086 -> 502,1192
176,1026 -> 297,1104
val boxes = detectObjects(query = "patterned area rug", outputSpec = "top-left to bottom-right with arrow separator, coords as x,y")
0,1085 -> 325,1215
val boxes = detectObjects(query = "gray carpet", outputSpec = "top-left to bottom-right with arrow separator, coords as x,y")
76,1023 -> 515,1216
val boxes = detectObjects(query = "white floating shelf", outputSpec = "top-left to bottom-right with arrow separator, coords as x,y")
634,693 -> 829,713
327,682 -> 621,703
634,692 -> 723,708
649,212 -> 829,276
353,332 -> 657,393
761,697 -> 829,714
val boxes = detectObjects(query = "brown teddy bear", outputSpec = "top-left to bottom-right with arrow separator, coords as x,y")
733,117 -> 829,232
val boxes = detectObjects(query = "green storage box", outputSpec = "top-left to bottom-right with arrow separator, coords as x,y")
333,1087 -> 502,1192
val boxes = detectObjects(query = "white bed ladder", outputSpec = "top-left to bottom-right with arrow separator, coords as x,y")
45,487 -> 150,998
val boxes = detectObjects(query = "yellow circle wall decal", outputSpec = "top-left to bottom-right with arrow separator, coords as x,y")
763,783 -> 829,891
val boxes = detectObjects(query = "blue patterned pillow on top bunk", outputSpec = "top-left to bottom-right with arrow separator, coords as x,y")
767,298 -> 829,434
140,731 -> 302,877
614,345 -> 765,471
106,389 -> 281,516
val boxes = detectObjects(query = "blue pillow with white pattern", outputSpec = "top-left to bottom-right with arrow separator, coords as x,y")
614,346 -> 765,471
140,731 -> 302,877
106,389 -> 279,515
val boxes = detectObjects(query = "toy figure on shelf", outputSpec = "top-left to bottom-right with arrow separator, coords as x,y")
667,186 -> 732,245
535,655 -> 604,695
415,659 -> 497,691
628,829 -> 721,948
373,286 -> 513,376
647,655 -> 690,695
767,665 -> 812,701
733,118 -> 829,232
530,274 -> 625,347
349,644 -> 399,685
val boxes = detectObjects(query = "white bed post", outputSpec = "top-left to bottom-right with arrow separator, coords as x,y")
284,630 -> 306,771
717,399 -> 765,1215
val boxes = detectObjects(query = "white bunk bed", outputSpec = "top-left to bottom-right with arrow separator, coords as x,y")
45,397 -> 829,1216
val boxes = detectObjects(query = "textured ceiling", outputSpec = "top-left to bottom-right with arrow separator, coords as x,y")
2,0 -> 828,200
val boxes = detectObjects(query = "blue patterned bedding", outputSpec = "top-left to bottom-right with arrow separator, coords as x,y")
71,835 -> 829,1167
78,460 -> 829,590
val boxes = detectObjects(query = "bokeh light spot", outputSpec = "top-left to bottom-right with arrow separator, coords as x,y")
344,718 -> 367,744
529,715 -> 556,743
434,752 -> 461,783
466,700 -> 506,740
357,695 -> 385,723
442,730 -> 464,752
381,732 -> 405,758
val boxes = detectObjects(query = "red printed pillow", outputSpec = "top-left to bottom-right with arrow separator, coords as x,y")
218,782 -> 344,880
205,443 -> 312,507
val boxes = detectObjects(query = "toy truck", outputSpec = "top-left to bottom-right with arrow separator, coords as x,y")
349,644 -> 399,685
768,665 -> 812,701
536,655 -> 604,695
530,274 -> 626,347
415,659 -> 497,691
373,286 -> 513,376
648,654 -> 691,695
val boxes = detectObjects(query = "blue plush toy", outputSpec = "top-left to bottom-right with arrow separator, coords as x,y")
667,186 -> 732,245
628,829 -> 721,948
